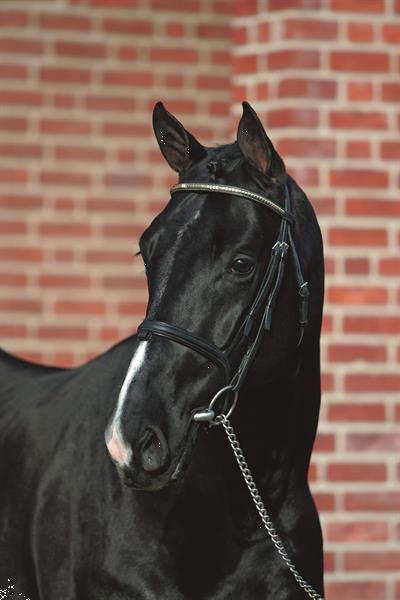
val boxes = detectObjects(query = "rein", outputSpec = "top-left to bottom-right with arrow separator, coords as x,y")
137,182 -> 324,600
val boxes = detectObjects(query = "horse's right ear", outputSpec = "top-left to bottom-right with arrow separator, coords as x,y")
153,102 -> 206,173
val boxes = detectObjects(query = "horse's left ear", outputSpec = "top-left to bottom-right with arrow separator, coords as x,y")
153,102 -> 206,173
237,102 -> 286,183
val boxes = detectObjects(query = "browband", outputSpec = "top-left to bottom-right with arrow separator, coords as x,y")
170,183 -> 293,223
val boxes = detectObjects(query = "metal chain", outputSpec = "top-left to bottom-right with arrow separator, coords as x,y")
216,415 -> 324,600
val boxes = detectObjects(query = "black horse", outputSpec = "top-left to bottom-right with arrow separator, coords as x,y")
0,102 -> 324,599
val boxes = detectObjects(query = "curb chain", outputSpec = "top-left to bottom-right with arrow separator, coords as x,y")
216,415 -> 324,600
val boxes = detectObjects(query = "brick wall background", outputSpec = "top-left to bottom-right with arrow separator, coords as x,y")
0,0 -> 399,597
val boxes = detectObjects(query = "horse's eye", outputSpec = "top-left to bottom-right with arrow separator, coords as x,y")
229,257 -> 255,275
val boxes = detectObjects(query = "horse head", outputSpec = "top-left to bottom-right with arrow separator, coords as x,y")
105,101 -> 323,492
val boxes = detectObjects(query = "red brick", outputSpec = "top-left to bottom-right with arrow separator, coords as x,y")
331,0 -> 384,12
325,582 -> 386,600
347,81 -> 373,101
347,433 -> 400,451
165,22 -> 185,38
347,22 -> 374,42
39,14 -> 90,31
382,23 -> 400,43
0,169 -> 27,183
345,552 -> 400,571
328,286 -> 387,304
326,521 -> 388,542
232,26 -> 247,44
345,258 -> 369,274
0,90 -> 43,107
118,45 -> 138,61
331,51 -> 388,72
39,222 -> 91,237
268,0 -> 321,7
38,326 -> 88,340
40,67 -> 91,84
234,0 -> 257,15
313,493 -> 335,512
85,250 -> 134,264
277,138 -> 336,158
54,301 -> 106,316
103,70 -> 153,87
314,433 -> 335,452
0,143 -> 42,159
0,194 -> 42,209
346,141 -> 370,158
55,146 -> 105,162
327,462 -> 386,481
346,374 -> 400,392
313,197 -> 336,216
0,299 -> 41,313
278,78 -> 337,99
330,111 -> 387,129
267,108 -> 318,128
151,0 -> 200,11
330,170 -> 388,188
268,50 -> 320,70
382,83 -> 400,101
286,167 -> 319,187
346,198 -> 400,216
40,119 -> 90,136
103,17 -> 152,35
328,345 -> 386,363
0,64 -> 27,79
345,492 -> 400,511
0,273 -> 27,286
0,117 -> 27,132
55,41 -> 106,59
88,0 -> 137,5
0,221 -> 27,235
381,141 -> 400,159
196,24 -> 230,39
150,47 -> 198,64
329,403 -> 386,422
0,38 -> 43,54
0,324 -> 26,338
344,316 -> 400,333
379,258 -> 400,275
233,55 -> 257,74
282,19 -> 337,39
39,275 -> 90,289
118,302 -> 148,316
196,75 -> 230,90
40,171 -> 91,187
257,22 -> 270,42
0,11 -> 28,27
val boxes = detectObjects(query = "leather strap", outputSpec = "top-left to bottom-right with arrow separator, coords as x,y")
137,320 -> 231,382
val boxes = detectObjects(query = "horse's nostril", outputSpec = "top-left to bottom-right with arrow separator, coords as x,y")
139,426 -> 170,474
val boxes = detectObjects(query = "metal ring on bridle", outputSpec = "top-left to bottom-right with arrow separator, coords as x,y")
209,385 -> 238,420
193,385 -> 239,424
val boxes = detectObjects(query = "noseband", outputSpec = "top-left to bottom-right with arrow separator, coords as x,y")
137,181 -> 309,420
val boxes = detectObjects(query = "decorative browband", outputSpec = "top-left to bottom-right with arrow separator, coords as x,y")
170,183 -> 293,223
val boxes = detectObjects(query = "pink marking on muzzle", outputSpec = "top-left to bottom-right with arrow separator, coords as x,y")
106,426 -> 131,466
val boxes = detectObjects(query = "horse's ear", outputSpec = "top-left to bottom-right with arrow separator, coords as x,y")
153,102 -> 206,173
237,101 -> 286,183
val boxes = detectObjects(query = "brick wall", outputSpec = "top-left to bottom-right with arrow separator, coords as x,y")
0,0 -> 231,365
1,0 -> 399,597
232,1 -> 400,598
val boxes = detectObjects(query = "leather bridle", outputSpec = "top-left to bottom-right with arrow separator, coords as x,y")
137,182 -> 309,422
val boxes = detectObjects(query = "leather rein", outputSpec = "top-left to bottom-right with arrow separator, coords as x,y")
137,181 -> 309,422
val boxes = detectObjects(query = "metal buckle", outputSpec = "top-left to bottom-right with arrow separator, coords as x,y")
193,385 -> 239,425
272,241 -> 289,257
